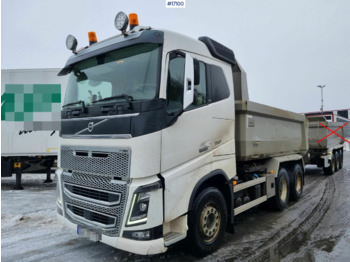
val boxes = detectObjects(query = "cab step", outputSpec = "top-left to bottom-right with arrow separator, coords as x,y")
164,232 -> 186,246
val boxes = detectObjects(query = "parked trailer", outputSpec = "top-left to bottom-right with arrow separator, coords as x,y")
1,69 -> 67,189
307,116 -> 344,175
56,12 -> 310,257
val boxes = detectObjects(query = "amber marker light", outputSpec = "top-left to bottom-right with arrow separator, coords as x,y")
129,13 -> 139,30
88,31 -> 98,45
233,180 -> 238,186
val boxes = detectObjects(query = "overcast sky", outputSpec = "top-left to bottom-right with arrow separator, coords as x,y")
1,0 -> 350,113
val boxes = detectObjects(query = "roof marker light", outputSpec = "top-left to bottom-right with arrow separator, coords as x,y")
66,35 -> 78,53
115,11 -> 129,34
129,13 -> 139,30
88,31 -> 98,45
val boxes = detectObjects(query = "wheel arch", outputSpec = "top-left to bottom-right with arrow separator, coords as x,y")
187,170 -> 234,226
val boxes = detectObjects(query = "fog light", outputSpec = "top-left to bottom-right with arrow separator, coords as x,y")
131,230 -> 150,240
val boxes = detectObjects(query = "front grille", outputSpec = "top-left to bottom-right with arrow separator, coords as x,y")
61,146 -> 131,178
65,184 -> 120,204
70,205 -> 84,217
60,145 -> 130,237
67,204 -> 116,226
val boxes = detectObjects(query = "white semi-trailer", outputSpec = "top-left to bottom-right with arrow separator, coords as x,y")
56,12 -> 309,256
1,69 -> 67,189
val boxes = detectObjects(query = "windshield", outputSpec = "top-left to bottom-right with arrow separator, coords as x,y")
64,43 -> 161,107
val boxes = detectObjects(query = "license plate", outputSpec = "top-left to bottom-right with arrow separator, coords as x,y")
77,225 -> 101,242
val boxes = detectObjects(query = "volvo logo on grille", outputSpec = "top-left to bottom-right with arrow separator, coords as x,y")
88,122 -> 94,132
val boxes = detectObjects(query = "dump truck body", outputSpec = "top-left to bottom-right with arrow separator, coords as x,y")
235,100 -> 308,161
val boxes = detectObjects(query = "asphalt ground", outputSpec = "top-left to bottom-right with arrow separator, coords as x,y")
2,151 -> 350,262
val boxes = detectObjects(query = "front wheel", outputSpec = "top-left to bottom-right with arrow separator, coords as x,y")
186,187 -> 227,257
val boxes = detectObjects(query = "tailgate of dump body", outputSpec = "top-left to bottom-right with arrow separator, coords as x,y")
235,100 -> 308,161
307,116 -> 345,149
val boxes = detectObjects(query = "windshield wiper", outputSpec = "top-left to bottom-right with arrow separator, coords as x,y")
62,100 -> 86,116
62,100 -> 86,109
92,94 -> 133,113
91,94 -> 133,104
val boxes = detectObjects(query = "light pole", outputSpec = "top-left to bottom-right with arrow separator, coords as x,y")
317,85 -> 326,112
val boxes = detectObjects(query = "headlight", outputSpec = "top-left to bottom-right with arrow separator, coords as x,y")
127,192 -> 150,225
126,181 -> 162,226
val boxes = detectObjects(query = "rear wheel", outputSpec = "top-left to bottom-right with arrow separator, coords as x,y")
187,187 -> 227,257
324,154 -> 335,175
271,168 -> 290,211
339,150 -> 343,170
335,151 -> 340,171
290,164 -> 304,201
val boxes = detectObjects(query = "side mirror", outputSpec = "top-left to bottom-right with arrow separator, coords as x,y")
183,54 -> 194,110
194,58 -> 200,86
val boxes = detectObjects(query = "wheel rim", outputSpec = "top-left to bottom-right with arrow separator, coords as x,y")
199,203 -> 221,242
279,177 -> 288,202
296,172 -> 302,194
332,156 -> 335,172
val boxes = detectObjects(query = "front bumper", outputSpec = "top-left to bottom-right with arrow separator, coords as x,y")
57,213 -> 167,255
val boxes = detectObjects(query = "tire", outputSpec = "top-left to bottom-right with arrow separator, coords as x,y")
186,187 -> 227,257
324,154 -> 335,175
271,168 -> 290,211
334,151 -> 340,171
290,164 -> 304,201
339,150 -> 343,170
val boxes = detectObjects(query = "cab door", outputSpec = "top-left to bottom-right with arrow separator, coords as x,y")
161,51 -> 215,173
160,51 -> 236,221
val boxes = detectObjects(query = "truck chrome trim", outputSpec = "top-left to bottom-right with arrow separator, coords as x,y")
61,134 -> 132,139
61,113 -> 140,121
75,119 -> 108,135
63,182 -> 122,206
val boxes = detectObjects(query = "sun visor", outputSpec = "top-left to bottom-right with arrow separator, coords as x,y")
198,36 -> 236,66
57,30 -> 164,77
58,66 -> 73,76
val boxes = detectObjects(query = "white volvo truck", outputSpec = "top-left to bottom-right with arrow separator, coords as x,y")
56,12 -> 309,256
